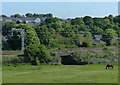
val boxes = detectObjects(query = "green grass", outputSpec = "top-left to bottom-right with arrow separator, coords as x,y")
2,63 -> 118,83
0,65 -> 2,84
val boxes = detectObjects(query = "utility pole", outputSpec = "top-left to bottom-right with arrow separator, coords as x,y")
11,28 -> 24,54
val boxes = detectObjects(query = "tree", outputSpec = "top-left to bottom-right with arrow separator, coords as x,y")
2,22 -> 16,37
35,25 -> 52,48
83,16 -> 93,27
26,13 -> 33,17
108,15 -> 114,24
7,31 -> 21,50
81,32 -> 92,47
78,24 -> 88,31
44,17 -> 60,24
61,27 -> 75,37
2,15 -> 7,17
71,17 -> 84,25
47,22 -> 62,32
102,29 -> 118,46
113,15 -> 120,24
16,20 -> 21,24
101,19 -> 111,30
11,14 -> 22,18
14,24 -> 51,64
91,26 -> 103,34
73,34 -> 84,47
44,13 -> 53,17
24,44 -> 51,64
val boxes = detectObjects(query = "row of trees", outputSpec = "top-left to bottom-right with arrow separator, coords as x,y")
2,14 -> 120,65
2,13 -> 53,18
37,15 -> 119,47
13,24 -> 60,65
2,15 -> 119,50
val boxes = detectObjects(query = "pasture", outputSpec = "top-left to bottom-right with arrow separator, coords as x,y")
2,63 -> 118,83
0,66 -> 2,84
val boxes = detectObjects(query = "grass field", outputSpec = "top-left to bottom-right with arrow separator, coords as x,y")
2,63 -> 118,83
0,66 -> 1,84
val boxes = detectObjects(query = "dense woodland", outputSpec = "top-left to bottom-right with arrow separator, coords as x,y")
1,13 -> 120,65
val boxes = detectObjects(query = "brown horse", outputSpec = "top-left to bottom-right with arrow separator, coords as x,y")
106,64 -> 113,69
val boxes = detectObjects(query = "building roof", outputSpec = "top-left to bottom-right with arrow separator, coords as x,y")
93,35 -> 102,40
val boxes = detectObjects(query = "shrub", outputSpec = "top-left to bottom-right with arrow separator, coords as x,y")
92,42 -> 106,47
49,52 -> 61,65
81,41 -> 92,47
71,48 -> 118,64
71,51 -> 91,64
111,41 -> 119,46
2,55 -> 24,65
24,44 -> 52,64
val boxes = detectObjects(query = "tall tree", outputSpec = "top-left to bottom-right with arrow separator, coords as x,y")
26,13 -> 33,17
102,29 -> 118,46
14,24 -> 51,64
11,14 -> 22,18
83,16 -> 93,28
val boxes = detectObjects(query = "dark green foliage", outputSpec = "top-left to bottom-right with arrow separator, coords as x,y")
7,36 -> 21,50
2,14 -> 120,66
71,17 -> 84,25
16,20 -> 21,24
2,40 -> 10,50
102,29 -> 118,46
2,14 -> 120,52
11,14 -> 22,18
44,17 -> 60,24
25,13 -> 53,17
83,16 -> 93,27
2,22 -> 16,36
61,27 -> 75,37
2,15 -> 7,17
14,24 -> 52,64
2,22 -> 21,50
81,41 -> 91,47
24,44 -> 52,64
91,26 -> 103,34
35,25 -> 52,47
25,13 -> 33,17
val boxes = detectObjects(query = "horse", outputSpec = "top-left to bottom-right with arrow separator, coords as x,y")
106,64 -> 113,69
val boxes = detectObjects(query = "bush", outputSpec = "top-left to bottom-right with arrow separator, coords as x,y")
111,41 -> 119,46
49,52 -> 61,65
92,42 -> 106,47
81,41 -> 91,47
24,44 -> 52,64
65,44 -> 77,49
71,48 -> 118,64
2,55 -> 24,65
71,51 -> 91,64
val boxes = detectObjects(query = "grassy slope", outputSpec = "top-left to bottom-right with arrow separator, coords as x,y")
2,63 -> 118,83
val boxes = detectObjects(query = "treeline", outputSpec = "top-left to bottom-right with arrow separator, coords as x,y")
2,13 -> 53,18
2,14 -> 120,51
1,14 -> 120,65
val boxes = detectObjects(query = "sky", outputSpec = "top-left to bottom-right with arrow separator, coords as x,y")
1,0 -> 120,2
1,2 -> 118,19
